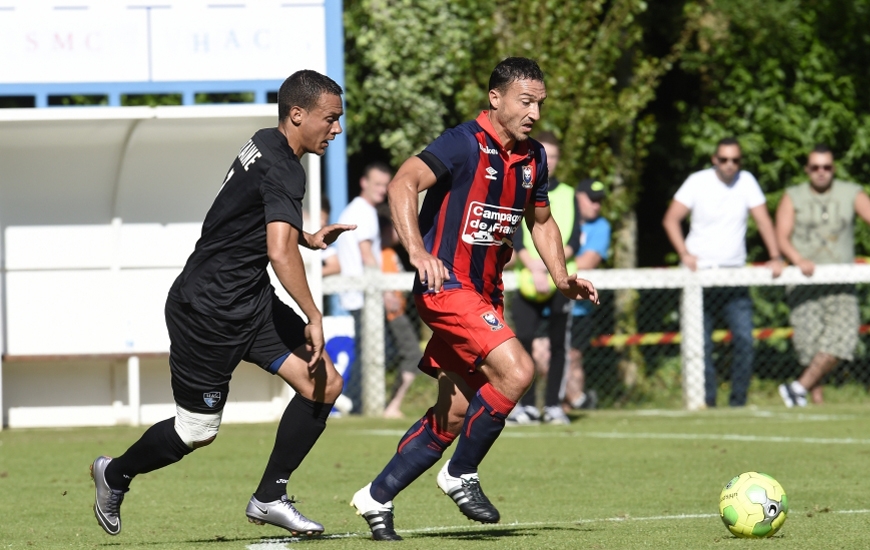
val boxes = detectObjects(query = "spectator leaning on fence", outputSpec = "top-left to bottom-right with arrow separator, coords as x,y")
335,162 -> 392,413
775,144 -> 870,407
563,177 -> 611,412
662,137 -> 784,408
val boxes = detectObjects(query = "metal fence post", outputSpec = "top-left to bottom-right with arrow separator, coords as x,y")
128,355 -> 140,426
361,274 -> 385,416
681,280 -> 705,410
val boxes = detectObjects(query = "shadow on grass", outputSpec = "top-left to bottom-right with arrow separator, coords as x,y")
409,524 -> 597,541
99,533 -> 355,547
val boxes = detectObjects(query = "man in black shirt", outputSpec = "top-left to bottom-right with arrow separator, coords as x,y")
90,70 -> 353,538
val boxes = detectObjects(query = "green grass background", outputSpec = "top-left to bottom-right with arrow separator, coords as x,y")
1,404 -> 868,549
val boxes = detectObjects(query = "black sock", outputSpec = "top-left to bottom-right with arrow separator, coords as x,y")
253,394 -> 333,502
104,418 -> 193,491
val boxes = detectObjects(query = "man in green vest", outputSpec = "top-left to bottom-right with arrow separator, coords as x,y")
775,144 -> 870,406
508,131 -> 581,425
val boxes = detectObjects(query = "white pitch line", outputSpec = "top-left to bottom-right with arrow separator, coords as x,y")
246,509 -> 870,548
634,409 -> 860,421
358,429 -> 870,445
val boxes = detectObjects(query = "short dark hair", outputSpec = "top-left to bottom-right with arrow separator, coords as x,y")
321,196 -> 331,216
362,161 -> 392,179
488,57 -> 545,95
277,70 -> 343,121
811,143 -> 833,155
535,130 -> 560,147
715,137 -> 741,152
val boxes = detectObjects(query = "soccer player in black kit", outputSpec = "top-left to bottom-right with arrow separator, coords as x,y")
90,70 -> 353,537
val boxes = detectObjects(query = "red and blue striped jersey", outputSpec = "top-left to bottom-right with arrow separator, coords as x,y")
414,111 -> 549,303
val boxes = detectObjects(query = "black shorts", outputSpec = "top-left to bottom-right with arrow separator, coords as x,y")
571,313 -> 594,353
165,293 -> 307,414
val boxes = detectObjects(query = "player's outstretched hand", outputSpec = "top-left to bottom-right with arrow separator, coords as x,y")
310,223 -> 356,249
557,273 -> 599,304
409,250 -> 450,293
304,321 -> 325,369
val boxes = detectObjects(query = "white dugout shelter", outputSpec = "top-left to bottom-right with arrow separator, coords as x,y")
0,0 -> 348,429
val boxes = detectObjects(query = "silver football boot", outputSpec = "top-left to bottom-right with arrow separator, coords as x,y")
90,456 -> 126,536
246,494 -> 324,536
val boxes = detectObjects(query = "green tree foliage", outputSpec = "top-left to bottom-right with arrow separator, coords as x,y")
344,0 -> 495,167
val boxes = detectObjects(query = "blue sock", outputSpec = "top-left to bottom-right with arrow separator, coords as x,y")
448,384 -> 516,477
370,409 -> 455,504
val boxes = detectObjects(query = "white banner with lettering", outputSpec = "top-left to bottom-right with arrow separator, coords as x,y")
0,0 -> 326,84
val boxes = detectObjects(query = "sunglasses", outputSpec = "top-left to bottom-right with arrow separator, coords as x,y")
716,157 -> 741,165
808,164 -> 833,172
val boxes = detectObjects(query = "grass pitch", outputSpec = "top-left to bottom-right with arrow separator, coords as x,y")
1,405 -> 868,549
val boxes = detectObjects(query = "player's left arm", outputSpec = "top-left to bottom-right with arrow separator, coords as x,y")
526,204 -> 599,304
268,221 -> 325,368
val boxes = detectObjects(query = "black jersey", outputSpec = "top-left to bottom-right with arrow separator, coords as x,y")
169,128 -> 306,320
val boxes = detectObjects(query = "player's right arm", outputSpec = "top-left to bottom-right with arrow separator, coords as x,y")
388,156 -> 450,292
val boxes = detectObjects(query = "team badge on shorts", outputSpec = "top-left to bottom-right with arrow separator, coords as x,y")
203,392 -> 222,408
481,312 -> 505,331
522,165 -> 533,188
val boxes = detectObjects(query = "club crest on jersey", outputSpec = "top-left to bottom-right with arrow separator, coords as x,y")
461,201 -> 524,246
522,165 -> 533,188
481,312 -> 504,331
203,392 -> 222,408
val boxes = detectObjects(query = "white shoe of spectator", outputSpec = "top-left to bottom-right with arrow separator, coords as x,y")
778,381 -> 807,408
543,406 -> 570,425
506,405 -> 540,425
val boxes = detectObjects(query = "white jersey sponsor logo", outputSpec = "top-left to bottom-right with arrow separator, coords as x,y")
461,201 -> 523,246
485,166 -> 498,180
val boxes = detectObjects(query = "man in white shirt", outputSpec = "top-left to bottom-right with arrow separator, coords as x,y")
335,162 -> 392,412
663,138 -> 783,407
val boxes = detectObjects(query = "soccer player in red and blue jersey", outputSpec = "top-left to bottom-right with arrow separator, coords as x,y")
350,57 -> 599,541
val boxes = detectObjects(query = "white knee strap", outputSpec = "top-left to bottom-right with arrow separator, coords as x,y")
175,405 -> 222,448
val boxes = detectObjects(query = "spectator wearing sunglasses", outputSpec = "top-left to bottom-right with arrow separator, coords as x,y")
775,144 -> 870,407
662,138 -> 783,407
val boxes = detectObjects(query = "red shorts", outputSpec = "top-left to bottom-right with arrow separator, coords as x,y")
414,289 -> 515,391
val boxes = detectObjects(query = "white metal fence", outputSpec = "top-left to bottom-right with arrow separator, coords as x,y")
323,264 -> 870,414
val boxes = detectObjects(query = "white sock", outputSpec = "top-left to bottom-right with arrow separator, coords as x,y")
790,381 -> 807,395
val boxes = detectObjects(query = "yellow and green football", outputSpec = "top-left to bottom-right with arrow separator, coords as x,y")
719,472 -> 788,538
